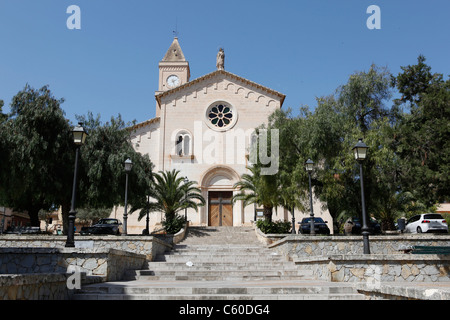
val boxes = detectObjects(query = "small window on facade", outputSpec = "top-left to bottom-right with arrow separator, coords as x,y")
176,132 -> 191,156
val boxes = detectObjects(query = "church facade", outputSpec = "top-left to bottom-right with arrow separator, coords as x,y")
113,37 -> 333,234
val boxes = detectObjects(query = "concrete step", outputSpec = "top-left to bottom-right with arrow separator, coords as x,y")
153,257 -> 287,264
145,262 -> 298,270
157,254 -> 285,260
174,244 -> 272,252
133,270 -> 309,277
155,254 -> 285,259
73,293 -> 366,300
124,270 -> 314,281
167,249 -> 280,254
73,281 -> 365,300
80,284 -> 353,295
126,275 -> 313,281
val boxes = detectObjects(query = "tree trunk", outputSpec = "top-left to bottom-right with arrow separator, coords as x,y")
263,206 -> 273,222
61,201 -> 70,235
28,207 -> 41,227
381,218 -> 395,232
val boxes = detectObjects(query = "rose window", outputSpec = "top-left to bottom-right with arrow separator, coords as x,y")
207,104 -> 233,128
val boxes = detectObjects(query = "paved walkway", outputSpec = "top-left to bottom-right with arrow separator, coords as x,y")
356,281 -> 450,300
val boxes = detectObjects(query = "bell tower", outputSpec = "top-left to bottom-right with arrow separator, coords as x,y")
158,37 -> 190,93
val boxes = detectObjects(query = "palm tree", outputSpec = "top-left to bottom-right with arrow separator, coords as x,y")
232,166 -> 279,222
135,169 -> 205,226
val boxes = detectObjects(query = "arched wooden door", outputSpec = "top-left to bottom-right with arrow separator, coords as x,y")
208,191 -> 233,226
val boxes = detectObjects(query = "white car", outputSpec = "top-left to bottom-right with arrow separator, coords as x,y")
404,213 -> 448,234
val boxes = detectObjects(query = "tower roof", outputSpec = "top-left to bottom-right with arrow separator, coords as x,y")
161,37 -> 186,62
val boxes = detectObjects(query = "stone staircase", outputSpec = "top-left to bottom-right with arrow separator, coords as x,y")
72,226 -> 365,300
132,226 -> 309,282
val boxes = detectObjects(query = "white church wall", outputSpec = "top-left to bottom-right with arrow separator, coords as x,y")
109,39 -> 335,232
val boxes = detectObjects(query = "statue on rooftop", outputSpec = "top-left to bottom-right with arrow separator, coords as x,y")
216,48 -> 225,71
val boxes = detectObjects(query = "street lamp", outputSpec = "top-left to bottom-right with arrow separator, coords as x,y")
143,195 -> 150,236
123,158 -> 132,236
352,138 -> 370,254
184,177 -> 189,222
291,206 -> 296,234
66,122 -> 88,248
305,159 -> 315,235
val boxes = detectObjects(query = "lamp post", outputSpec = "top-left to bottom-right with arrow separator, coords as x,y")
66,123 -> 88,248
184,177 -> 189,222
291,206 -> 296,234
305,159 -> 315,235
352,139 -> 370,254
144,195 -> 150,235
123,158 -> 132,236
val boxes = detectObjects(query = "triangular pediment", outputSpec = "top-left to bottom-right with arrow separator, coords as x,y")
155,70 -> 285,107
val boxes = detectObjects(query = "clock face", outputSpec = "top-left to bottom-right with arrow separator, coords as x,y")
167,75 -> 180,88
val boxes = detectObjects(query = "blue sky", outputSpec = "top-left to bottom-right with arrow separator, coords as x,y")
0,0 -> 449,125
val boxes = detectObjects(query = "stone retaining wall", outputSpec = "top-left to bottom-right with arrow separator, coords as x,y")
0,274 -> 70,300
264,233 -> 450,257
0,235 -> 172,261
0,247 -> 147,281
294,254 -> 450,283
0,247 -> 147,300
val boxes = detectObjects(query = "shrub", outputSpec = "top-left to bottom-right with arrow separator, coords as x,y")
162,214 -> 185,234
257,219 -> 291,234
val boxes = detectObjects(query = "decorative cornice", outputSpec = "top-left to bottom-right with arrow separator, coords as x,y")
128,117 -> 160,131
155,70 -> 286,107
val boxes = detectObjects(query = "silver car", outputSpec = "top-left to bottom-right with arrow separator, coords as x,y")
405,213 -> 448,234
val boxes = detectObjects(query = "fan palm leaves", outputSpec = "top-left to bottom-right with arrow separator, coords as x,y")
135,169 -> 205,222
232,166 -> 279,222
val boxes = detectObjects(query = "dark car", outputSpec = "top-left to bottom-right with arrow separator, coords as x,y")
299,217 -> 330,235
344,217 -> 381,235
80,218 -> 123,235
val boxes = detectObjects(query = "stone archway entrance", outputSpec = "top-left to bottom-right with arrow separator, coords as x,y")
208,191 -> 233,226
199,166 -> 242,226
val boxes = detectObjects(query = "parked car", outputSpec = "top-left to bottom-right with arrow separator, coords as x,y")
80,218 -> 123,235
344,217 -> 382,235
299,217 -> 330,235
404,213 -> 448,234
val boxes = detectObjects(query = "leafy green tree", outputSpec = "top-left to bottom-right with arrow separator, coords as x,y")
0,85 -> 74,227
0,87 -> 154,230
315,66 -> 397,228
133,169 -> 205,233
0,100 -> 6,123
76,207 -> 112,225
72,112 -> 154,231
268,65 -> 400,230
392,56 -> 450,207
337,65 -> 394,134
392,55 -> 440,108
0,100 -> 7,194
266,108 -> 310,210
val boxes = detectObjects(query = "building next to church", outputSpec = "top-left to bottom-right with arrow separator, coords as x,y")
110,37 -> 333,234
